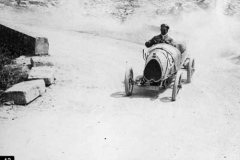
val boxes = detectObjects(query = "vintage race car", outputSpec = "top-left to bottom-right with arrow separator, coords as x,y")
124,43 -> 195,101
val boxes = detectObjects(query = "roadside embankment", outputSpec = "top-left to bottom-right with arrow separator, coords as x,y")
0,22 -> 53,105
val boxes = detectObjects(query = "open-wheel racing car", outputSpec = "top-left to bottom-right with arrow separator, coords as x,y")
124,43 -> 195,101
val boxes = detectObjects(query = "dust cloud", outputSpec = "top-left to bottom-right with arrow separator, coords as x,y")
60,0 -> 240,63
169,9 -> 240,62
12,0 -> 239,63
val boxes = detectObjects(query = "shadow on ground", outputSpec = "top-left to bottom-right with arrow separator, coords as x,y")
111,84 -> 175,103
111,77 -> 191,103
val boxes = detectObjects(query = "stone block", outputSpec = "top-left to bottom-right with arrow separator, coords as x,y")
2,80 -> 46,105
35,37 -> 49,55
32,56 -> 54,67
28,67 -> 55,86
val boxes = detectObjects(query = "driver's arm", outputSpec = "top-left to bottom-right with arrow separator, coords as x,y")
145,37 -> 157,48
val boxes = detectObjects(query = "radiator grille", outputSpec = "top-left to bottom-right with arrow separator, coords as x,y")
144,59 -> 162,82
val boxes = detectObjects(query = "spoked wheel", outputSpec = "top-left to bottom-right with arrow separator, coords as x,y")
187,58 -> 195,83
172,71 -> 183,101
191,59 -> 195,75
124,67 -> 134,96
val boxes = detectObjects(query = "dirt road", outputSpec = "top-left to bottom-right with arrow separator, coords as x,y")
1,1 -> 240,160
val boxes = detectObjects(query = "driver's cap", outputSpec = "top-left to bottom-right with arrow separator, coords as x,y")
160,24 -> 169,30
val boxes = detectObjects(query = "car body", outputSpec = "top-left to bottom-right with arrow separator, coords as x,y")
124,42 -> 194,101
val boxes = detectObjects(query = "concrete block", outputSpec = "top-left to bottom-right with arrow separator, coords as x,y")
28,67 -> 55,86
35,37 -> 49,55
2,80 -> 46,105
32,56 -> 54,67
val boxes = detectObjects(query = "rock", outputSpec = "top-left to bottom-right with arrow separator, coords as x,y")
28,67 -> 55,86
51,1 -> 56,6
29,0 -> 45,5
12,56 -> 34,68
2,80 -> 46,105
20,1 -> 30,6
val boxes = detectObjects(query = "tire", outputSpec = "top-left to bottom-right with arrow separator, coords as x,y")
124,67 -> 134,96
172,71 -> 182,101
191,58 -> 195,75
187,58 -> 195,83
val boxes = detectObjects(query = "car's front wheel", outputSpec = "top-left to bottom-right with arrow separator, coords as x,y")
124,67 -> 134,96
187,58 -> 195,83
172,71 -> 182,101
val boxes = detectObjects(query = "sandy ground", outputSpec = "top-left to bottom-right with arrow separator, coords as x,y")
1,1 -> 240,160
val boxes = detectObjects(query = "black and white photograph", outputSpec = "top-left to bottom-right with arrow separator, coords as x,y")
0,0 -> 240,159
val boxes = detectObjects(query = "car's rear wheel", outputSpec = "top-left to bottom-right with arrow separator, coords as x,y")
187,58 -> 195,83
172,71 -> 182,101
124,67 -> 134,96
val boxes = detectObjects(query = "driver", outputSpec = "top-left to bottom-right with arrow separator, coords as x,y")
145,24 -> 176,48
